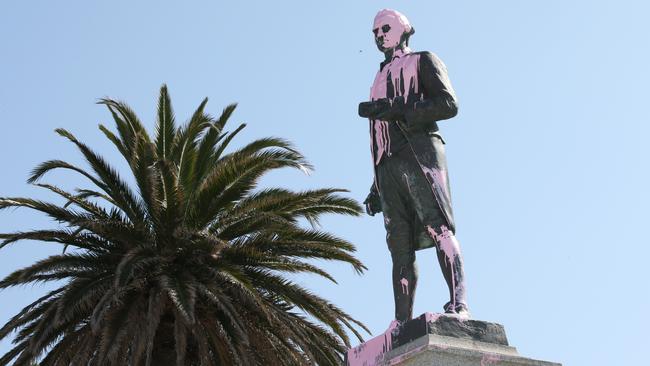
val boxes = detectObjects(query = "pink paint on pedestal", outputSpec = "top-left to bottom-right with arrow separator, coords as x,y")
386,344 -> 427,366
386,342 -> 453,366
346,320 -> 400,366
423,312 -> 442,323
481,353 -> 503,366
347,313 -> 447,366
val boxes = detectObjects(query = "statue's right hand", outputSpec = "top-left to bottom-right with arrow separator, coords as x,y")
363,189 -> 382,216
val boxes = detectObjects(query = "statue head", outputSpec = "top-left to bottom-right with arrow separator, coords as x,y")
372,9 -> 415,54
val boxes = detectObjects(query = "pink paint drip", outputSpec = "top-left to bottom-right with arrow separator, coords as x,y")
347,313 -> 453,366
386,313 -> 445,365
369,26 -> 421,166
426,225 -> 461,307
373,120 -> 391,164
387,49 -> 420,99
400,278 -> 409,295
481,353 -> 502,366
419,165 -> 449,199
347,320 -> 400,366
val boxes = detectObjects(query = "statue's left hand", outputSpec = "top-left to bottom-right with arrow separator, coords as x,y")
359,99 -> 389,119
374,96 -> 405,121
363,187 -> 382,216
358,97 -> 407,121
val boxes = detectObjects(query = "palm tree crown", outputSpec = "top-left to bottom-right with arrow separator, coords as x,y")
0,85 -> 368,366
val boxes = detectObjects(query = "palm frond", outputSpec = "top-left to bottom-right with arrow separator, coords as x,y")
192,103 -> 237,188
54,128 -> 146,225
155,84 -> 176,160
0,86 -> 367,366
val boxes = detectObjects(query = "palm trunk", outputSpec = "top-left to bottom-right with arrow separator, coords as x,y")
151,315 -> 176,366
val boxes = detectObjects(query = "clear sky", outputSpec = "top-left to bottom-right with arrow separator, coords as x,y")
1,1 -> 648,365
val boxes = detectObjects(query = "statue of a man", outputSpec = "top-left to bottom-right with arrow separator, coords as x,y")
359,9 -> 469,322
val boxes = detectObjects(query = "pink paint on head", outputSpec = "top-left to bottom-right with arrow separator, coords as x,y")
373,9 -> 412,51
481,353 -> 503,366
368,10 -> 420,166
400,277 -> 409,295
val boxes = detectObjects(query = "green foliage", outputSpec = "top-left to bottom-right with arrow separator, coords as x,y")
0,85 -> 368,366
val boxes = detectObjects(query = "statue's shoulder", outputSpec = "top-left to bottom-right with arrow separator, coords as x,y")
412,50 -> 437,58
413,51 -> 448,72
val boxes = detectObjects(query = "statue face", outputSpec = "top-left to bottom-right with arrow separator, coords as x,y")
373,10 -> 411,54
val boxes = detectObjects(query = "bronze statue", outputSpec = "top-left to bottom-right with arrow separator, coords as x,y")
359,9 -> 469,322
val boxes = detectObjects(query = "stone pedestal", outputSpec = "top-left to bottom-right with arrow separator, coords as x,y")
345,313 -> 561,366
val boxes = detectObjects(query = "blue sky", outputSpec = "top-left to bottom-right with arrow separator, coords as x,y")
1,1 -> 648,365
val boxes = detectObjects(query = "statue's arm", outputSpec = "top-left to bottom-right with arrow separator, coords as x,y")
404,52 -> 459,126
359,53 -> 458,123
359,98 -> 391,119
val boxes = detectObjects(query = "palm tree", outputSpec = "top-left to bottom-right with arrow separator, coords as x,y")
0,85 -> 368,366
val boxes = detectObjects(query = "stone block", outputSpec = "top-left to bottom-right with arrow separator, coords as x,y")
345,313 -> 561,366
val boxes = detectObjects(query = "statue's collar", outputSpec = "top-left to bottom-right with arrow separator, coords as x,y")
380,47 -> 413,69
392,47 -> 412,59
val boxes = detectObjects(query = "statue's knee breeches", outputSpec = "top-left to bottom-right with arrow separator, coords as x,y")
384,217 -> 415,268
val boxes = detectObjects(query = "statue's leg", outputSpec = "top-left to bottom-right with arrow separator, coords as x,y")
377,158 -> 418,322
384,214 -> 417,322
400,149 -> 469,314
427,226 -> 468,314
